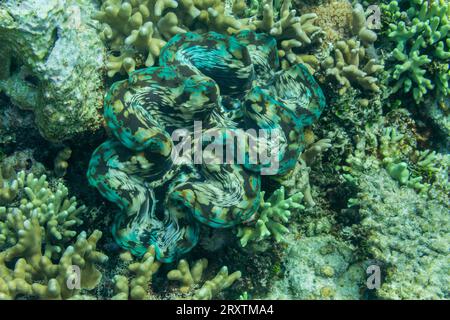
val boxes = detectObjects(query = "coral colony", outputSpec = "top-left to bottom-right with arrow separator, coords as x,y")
0,0 -> 449,300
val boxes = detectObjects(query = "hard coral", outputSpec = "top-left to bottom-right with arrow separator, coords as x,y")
383,0 -> 450,103
0,172 -> 107,300
94,0 -> 325,76
354,170 -> 449,299
94,0 -> 244,77
321,3 -> 383,95
322,38 -> 383,94
112,247 -> 240,300
237,186 -> 304,247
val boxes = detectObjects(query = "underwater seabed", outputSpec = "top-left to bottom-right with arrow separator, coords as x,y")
0,0 -> 449,300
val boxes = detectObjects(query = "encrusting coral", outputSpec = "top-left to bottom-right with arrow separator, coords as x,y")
351,170 -> 449,299
0,0 -> 105,142
0,171 -> 108,299
268,234 -> 364,300
342,110 -> 449,198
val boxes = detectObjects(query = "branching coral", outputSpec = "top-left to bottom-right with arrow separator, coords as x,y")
351,3 -> 378,46
111,248 -> 240,300
0,0 -> 105,141
112,247 -> 161,299
93,0 -> 244,76
94,0 -> 325,76
167,258 -> 242,300
237,186 -> 304,247
322,39 -> 383,94
0,172 -> 86,259
0,229 -> 107,300
249,0 -> 324,70
383,0 -> 450,103
321,3 -> 383,95
0,171 -> 107,299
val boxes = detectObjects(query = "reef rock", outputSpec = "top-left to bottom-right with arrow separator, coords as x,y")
0,0 -> 105,142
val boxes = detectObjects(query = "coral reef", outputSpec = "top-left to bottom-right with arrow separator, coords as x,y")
112,247 -> 161,299
0,0 -> 105,141
0,229 -> 107,299
93,0 -> 244,76
296,0 -> 354,44
322,38 -> 383,94
249,0 -> 325,70
342,109 -> 449,198
0,171 -> 86,260
87,30 -> 326,262
1,0 -> 448,302
167,258 -> 242,300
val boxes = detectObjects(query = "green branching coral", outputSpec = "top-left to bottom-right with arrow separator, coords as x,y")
112,247 -> 161,300
0,229 -> 107,300
237,186 -> 304,247
383,0 -> 450,103
0,172 -> 107,299
0,172 -> 86,259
